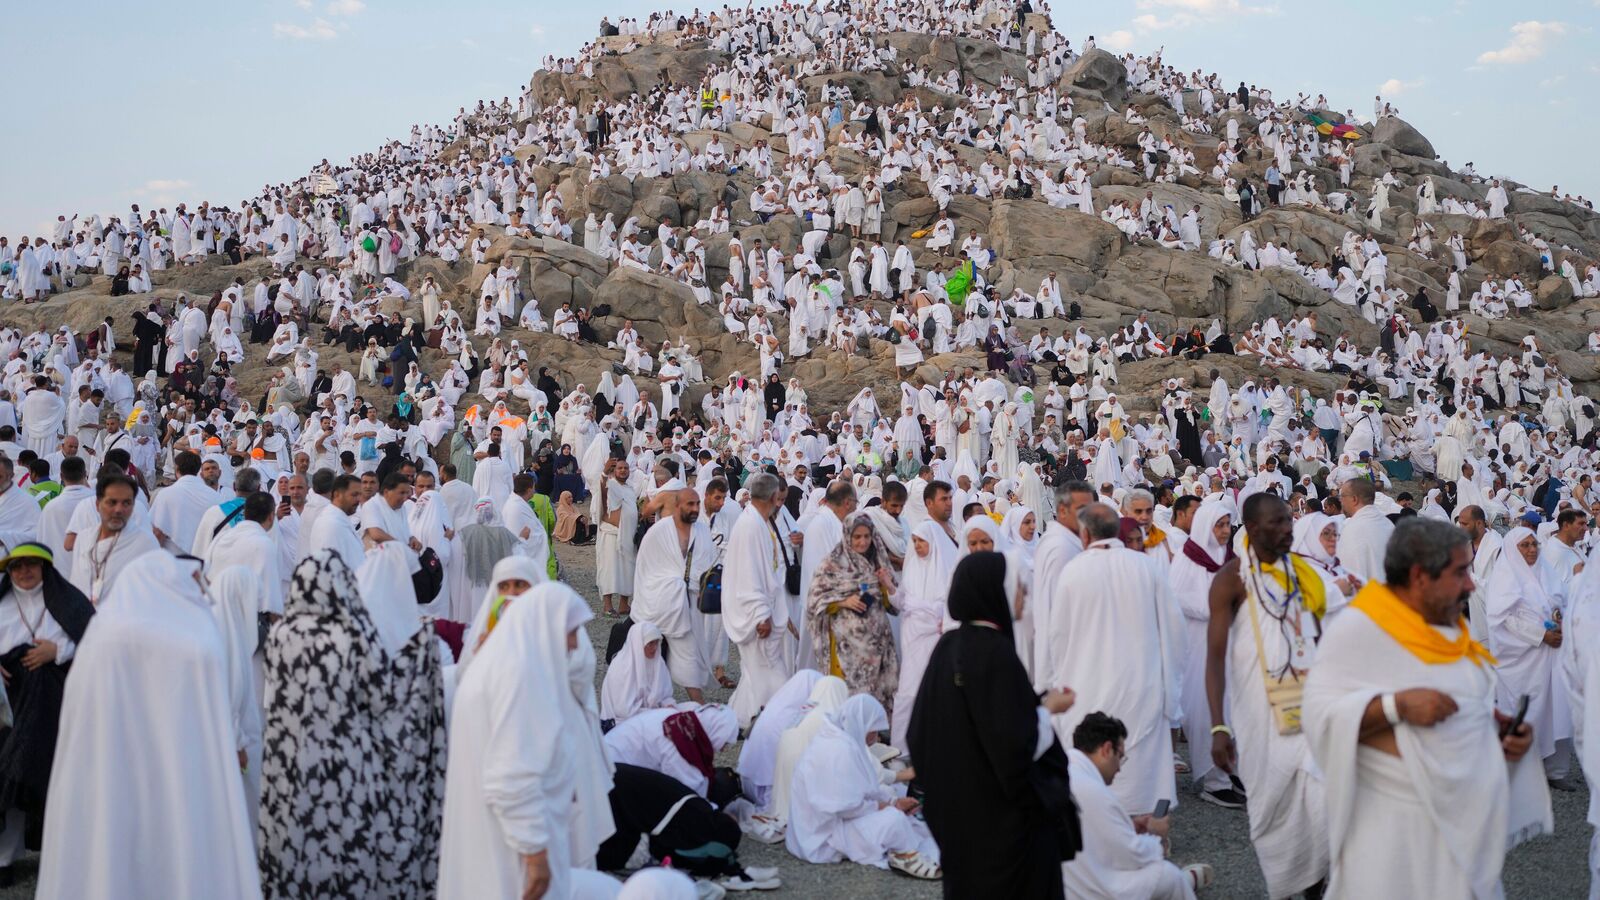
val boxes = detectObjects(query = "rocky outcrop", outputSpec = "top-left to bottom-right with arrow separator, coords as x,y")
1369,116 -> 1436,160
1061,48 -> 1128,107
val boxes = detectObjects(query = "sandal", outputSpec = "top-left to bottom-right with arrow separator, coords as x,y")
745,815 -> 785,844
715,669 -> 737,690
1184,863 -> 1215,891
888,852 -> 941,880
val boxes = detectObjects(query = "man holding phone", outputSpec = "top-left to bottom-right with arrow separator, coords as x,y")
1304,519 -> 1546,898
1062,713 -> 1214,898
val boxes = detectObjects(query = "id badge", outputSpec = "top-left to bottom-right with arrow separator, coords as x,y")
1289,609 -> 1315,669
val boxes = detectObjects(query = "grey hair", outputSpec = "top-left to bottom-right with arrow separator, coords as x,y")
1384,518 -> 1470,587
1120,488 -> 1154,513
234,467 -> 263,493
1079,503 -> 1122,542
746,472 -> 782,502
1054,479 -> 1093,508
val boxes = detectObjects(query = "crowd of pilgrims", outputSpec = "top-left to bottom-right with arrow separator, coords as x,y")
0,0 -> 1599,897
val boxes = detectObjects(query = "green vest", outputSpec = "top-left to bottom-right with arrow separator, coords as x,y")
700,88 -> 716,109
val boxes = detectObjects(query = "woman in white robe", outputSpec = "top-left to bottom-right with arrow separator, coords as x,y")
890,521 -> 958,752
599,621 -> 674,724
736,669 -> 824,816
764,676 -> 849,827
36,553 -> 262,900
1484,526 -> 1572,768
439,583 -> 620,900
785,694 -> 940,877
1169,502 -> 1233,798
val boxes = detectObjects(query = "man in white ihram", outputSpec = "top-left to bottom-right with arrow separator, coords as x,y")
722,472 -> 793,729
1335,478 -> 1391,586
1305,518 -> 1549,898
1044,503 -> 1180,816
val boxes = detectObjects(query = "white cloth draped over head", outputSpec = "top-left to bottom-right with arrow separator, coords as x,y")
960,514 -> 1007,554
616,867 -> 698,899
438,582 -> 602,900
736,668 -> 823,803
38,551 -> 262,900
457,553 -> 548,673
785,693 -> 936,866
357,541 -> 424,656
767,676 -> 850,819
599,621 -> 674,723
1291,512 -> 1336,568
900,520 -> 958,629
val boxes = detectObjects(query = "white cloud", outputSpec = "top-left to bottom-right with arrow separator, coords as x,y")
130,179 -> 193,207
1477,20 -> 1568,65
325,0 -> 365,15
274,18 -> 338,40
1378,78 -> 1422,96
530,24 -> 546,38
294,0 -> 312,8
135,179 -> 191,195
1539,74 -> 1566,88
1101,30 -> 1136,51
460,37 -> 478,49
1124,0 -> 1274,34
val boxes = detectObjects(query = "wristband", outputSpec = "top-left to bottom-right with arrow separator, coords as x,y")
1381,692 -> 1402,727
1209,724 -> 1232,737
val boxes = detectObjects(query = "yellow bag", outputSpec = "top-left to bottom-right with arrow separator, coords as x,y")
1108,418 -> 1125,442
910,228 -> 930,239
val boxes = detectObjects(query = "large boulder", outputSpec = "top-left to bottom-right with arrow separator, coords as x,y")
1060,49 -> 1128,107
1480,239 -> 1541,279
1537,275 -> 1574,311
1370,116 -> 1436,159
988,199 -> 1124,275
590,267 -> 724,349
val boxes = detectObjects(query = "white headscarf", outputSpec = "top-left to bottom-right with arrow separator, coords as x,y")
599,621 -> 673,723
1485,526 -> 1554,630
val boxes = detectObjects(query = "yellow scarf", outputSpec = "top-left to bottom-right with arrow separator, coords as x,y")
1143,524 -> 1167,551
1242,537 -> 1327,620
1350,581 -> 1495,667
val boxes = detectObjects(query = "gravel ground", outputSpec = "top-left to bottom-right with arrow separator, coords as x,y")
0,540 -> 1587,897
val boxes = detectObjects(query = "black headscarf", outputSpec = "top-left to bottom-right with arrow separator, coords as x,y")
0,547 -> 93,644
908,550 -> 1080,897
0,545 -> 95,848
946,551 -> 1013,636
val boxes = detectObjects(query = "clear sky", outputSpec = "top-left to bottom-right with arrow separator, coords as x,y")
1,1 -> 1594,239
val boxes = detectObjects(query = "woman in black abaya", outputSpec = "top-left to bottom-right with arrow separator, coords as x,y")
907,552 -> 1081,899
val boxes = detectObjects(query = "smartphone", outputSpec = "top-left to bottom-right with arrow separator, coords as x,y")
1501,694 -> 1530,739
1152,798 -> 1171,819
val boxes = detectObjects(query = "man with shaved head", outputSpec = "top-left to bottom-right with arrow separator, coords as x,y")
630,486 -> 713,702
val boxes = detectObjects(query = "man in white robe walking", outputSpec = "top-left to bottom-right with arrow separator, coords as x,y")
1304,518 -> 1548,898
633,488 -> 712,703
723,473 -> 793,729
1044,503 -> 1180,816
1206,494 -> 1329,898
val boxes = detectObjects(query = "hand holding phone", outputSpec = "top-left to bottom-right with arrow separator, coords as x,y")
1500,694 -> 1530,740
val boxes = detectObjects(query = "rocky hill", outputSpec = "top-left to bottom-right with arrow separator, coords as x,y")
9,14 -> 1600,439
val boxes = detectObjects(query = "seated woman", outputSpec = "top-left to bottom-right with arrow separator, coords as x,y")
785,695 -> 940,880
552,490 -> 589,544
599,623 -> 674,727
